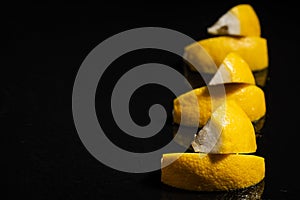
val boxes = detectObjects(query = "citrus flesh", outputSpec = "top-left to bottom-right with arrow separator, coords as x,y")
173,83 -> 266,127
191,100 -> 256,153
209,52 -> 255,85
184,36 -> 268,73
161,153 -> 265,191
208,4 -> 261,36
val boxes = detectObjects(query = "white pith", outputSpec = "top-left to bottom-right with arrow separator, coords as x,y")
207,11 -> 240,35
209,63 -> 231,85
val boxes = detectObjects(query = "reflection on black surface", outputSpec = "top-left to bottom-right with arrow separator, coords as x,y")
160,180 -> 265,200
253,69 -> 269,88
253,116 -> 266,135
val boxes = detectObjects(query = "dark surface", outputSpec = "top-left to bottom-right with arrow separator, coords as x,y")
6,1 -> 300,199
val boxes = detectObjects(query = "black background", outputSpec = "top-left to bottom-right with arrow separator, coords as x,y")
6,1 -> 300,199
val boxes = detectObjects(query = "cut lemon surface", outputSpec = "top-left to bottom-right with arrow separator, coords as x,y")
208,4 -> 261,36
161,153 -> 265,191
185,36 -> 268,73
209,52 -> 255,85
173,83 -> 266,127
192,100 -> 256,153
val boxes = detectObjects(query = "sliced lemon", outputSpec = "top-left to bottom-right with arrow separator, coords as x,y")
161,153 -> 265,191
184,36 -> 268,73
208,4 -> 261,36
209,52 -> 255,85
191,100 -> 256,153
173,83 -> 266,127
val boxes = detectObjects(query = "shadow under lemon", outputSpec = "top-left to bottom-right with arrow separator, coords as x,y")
160,179 -> 265,200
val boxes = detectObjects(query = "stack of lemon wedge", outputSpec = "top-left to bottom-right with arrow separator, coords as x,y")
184,4 -> 268,84
161,4 -> 267,192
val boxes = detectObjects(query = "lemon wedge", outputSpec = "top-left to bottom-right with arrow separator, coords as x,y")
161,153 -> 265,191
184,36 -> 268,73
209,52 -> 255,85
173,83 -> 266,127
191,100 -> 256,153
208,4 -> 261,36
